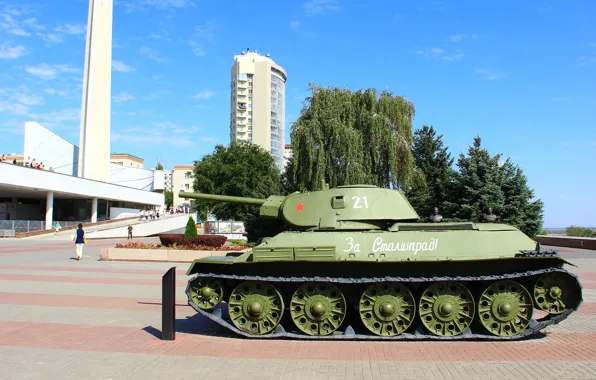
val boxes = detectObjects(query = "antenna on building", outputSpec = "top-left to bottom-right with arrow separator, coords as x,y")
246,47 -> 250,52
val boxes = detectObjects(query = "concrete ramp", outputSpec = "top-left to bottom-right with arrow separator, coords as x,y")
86,214 -> 196,239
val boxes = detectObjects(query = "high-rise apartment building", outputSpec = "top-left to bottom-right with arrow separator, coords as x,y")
229,48 -> 287,169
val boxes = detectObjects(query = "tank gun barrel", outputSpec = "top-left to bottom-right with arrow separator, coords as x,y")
178,191 -> 266,206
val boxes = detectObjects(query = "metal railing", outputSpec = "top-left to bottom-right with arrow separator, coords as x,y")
0,217 -> 110,234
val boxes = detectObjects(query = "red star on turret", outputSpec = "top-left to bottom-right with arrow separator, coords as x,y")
295,203 -> 304,211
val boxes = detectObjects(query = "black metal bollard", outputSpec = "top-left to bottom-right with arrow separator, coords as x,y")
161,267 -> 176,340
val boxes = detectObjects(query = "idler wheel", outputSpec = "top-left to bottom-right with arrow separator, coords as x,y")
418,281 -> 474,336
359,282 -> 416,336
228,281 -> 284,335
478,280 -> 533,337
533,272 -> 583,315
188,277 -> 224,310
290,282 -> 346,336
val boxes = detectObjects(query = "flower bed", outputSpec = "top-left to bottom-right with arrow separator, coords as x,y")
115,241 -> 251,251
156,233 -> 227,248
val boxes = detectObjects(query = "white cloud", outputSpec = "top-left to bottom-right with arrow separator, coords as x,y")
112,120 -> 199,146
44,88 -> 70,96
143,90 -> 169,100
37,32 -> 65,44
124,0 -> 195,13
23,63 -> 79,79
140,47 -> 167,62
574,54 -> 596,67
0,41 -> 28,59
445,34 -> 464,42
189,21 -> 215,56
201,137 -> 216,142
32,108 -> 80,122
28,108 -> 81,130
0,6 -> 45,36
112,133 -> 196,147
412,47 -> 464,61
551,97 -> 567,102
289,20 -> 316,38
0,86 -> 44,118
474,68 -> 507,80
113,92 -> 134,103
112,60 -> 135,72
304,0 -> 340,16
0,118 -> 26,134
0,100 -> 29,115
55,23 -> 86,35
174,126 -> 200,134
12,92 -> 43,106
290,20 -> 300,30
192,90 -> 214,99
147,29 -> 171,41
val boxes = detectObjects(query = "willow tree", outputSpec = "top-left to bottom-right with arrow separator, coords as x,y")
289,84 -> 416,191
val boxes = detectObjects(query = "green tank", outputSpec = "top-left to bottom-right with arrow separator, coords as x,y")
179,183 -> 583,341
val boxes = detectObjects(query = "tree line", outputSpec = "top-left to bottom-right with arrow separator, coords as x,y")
189,83 -> 544,240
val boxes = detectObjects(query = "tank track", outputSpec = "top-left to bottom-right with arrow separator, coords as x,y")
185,253 -> 583,341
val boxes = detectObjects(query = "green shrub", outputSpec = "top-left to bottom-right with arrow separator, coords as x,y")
539,229 -> 548,235
565,225 -> 594,237
184,217 -> 198,238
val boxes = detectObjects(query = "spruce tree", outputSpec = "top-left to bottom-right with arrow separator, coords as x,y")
184,216 -> 198,238
444,136 -> 504,222
406,125 -> 455,218
498,158 -> 545,237
444,136 -> 544,237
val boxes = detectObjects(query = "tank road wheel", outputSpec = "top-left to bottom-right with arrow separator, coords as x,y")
228,280 -> 284,335
478,280 -> 533,337
359,282 -> 416,336
419,281 -> 475,336
290,282 -> 346,336
188,277 -> 224,310
533,272 -> 582,315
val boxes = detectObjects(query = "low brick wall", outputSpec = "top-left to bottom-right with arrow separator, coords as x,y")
99,247 -> 247,262
536,235 -> 596,250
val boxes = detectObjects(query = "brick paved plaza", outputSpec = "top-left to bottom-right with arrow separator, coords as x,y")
0,237 -> 595,379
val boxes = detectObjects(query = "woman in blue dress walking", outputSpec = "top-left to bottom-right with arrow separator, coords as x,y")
74,223 -> 86,260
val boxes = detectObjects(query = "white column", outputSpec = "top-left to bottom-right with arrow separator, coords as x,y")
78,0 -> 113,182
45,192 -> 54,229
91,197 -> 98,223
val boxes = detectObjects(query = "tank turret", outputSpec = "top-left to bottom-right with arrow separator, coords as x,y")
179,183 -> 420,231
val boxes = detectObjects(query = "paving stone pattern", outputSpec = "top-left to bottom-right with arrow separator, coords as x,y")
0,238 -> 595,379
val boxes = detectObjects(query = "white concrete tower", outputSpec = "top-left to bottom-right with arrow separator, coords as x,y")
78,0 -> 113,182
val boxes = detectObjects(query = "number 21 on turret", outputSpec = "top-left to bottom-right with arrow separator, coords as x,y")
352,196 -> 369,209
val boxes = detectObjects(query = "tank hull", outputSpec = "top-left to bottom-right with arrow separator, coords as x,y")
185,226 -> 583,341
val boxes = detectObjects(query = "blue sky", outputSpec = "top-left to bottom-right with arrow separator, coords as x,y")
0,0 -> 594,228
